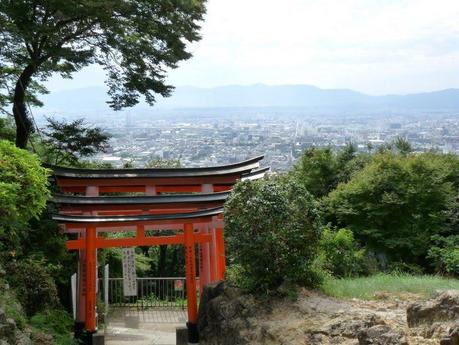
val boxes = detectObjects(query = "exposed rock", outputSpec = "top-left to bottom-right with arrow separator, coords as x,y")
358,325 -> 408,345
198,281 -> 259,345
0,308 -> 33,345
14,331 -> 32,345
440,324 -> 459,345
407,290 -> 459,327
327,314 -> 384,338
199,284 -> 459,345
0,309 -> 6,324
0,319 -> 16,343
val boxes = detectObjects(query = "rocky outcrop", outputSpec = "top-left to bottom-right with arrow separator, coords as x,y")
198,281 -> 259,345
358,325 -> 408,345
407,290 -> 459,327
198,283 -> 459,345
440,324 -> 459,345
0,308 -> 32,345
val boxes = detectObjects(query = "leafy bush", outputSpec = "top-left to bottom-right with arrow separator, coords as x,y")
6,258 -> 59,316
427,235 -> 459,276
224,177 -> 323,293
324,153 -> 456,266
0,140 -> 49,236
30,309 -> 76,345
319,228 -> 366,278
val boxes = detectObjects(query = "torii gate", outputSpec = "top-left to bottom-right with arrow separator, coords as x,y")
49,156 -> 268,344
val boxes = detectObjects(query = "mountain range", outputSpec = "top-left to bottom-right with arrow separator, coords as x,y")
38,84 -> 459,114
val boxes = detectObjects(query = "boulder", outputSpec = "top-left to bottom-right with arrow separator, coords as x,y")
407,290 -> 459,327
358,325 -> 408,345
198,281 -> 260,345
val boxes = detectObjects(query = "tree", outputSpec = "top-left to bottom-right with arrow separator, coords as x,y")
224,177 -> 322,292
393,137 -> 412,155
324,153 -> 456,267
0,0 -> 206,148
293,145 -> 370,198
293,147 -> 338,198
41,117 -> 110,166
145,157 -> 181,168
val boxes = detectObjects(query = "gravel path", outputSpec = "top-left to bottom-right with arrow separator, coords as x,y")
104,308 -> 187,345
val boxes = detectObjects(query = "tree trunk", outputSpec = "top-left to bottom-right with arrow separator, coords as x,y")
13,65 -> 36,148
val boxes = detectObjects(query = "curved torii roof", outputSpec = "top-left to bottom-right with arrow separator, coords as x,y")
46,155 -> 264,179
53,207 -> 224,228
52,191 -> 230,206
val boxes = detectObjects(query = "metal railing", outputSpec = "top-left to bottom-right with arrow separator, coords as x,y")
101,277 -> 188,309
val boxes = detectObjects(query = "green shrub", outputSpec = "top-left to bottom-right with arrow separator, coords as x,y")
6,258 -> 59,316
387,262 -> 424,275
324,153 -> 456,267
0,140 -> 49,240
427,235 -> 459,276
224,177 -> 323,293
319,228 -> 366,278
30,309 -> 76,345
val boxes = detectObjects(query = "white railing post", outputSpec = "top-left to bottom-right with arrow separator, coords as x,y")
104,264 -> 109,315
71,273 -> 77,320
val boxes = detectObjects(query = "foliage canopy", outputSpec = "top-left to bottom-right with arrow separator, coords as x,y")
41,117 -> 111,166
324,153 -> 457,266
0,0 -> 206,147
0,140 -> 49,236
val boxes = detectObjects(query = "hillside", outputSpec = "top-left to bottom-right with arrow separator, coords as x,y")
38,84 -> 459,115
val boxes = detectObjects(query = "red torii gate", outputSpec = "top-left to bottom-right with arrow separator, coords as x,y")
49,157 -> 268,344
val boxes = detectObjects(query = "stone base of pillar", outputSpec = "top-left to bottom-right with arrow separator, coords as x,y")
76,330 -> 104,345
187,322 -> 199,344
176,327 -> 189,345
92,331 -> 105,345
74,321 -> 85,341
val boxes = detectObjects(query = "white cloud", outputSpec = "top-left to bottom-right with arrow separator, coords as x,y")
47,0 -> 459,94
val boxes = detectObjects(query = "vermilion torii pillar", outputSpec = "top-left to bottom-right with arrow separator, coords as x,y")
184,223 -> 199,342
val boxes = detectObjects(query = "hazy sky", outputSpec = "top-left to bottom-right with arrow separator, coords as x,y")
46,0 -> 459,95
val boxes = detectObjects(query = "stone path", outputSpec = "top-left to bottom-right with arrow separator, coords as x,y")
104,308 -> 187,345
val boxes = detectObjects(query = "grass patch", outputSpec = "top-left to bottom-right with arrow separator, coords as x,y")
321,273 -> 459,300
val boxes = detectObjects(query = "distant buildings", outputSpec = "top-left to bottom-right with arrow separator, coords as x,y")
82,110 -> 459,171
